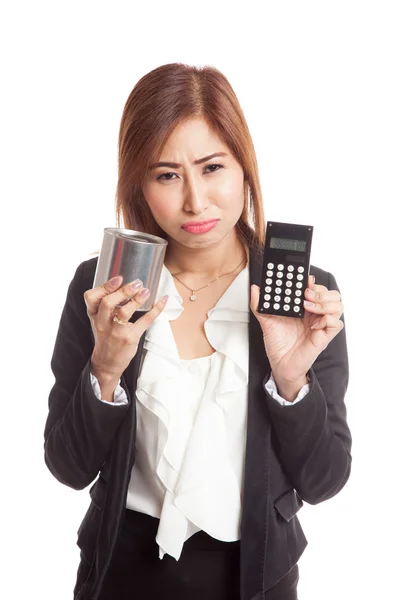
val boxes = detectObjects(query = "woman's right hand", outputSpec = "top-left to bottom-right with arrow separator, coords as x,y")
84,275 -> 168,384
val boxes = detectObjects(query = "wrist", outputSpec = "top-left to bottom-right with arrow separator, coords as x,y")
90,353 -> 120,383
271,372 -> 309,403
90,359 -> 121,402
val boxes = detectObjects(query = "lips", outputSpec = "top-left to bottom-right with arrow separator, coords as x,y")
181,219 -> 219,234
182,219 -> 218,228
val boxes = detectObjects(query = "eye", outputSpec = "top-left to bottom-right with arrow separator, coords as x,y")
204,163 -> 224,173
156,163 -> 225,181
156,172 -> 177,181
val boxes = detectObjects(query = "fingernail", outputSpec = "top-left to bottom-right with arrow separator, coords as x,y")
139,288 -> 150,299
310,275 -> 315,284
304,300 -> 315,307
161,295 -> 168,303
109,276 -> 122,287
311,319 -> 321,329
306,288 -> 315,298
129,279 -> 142,291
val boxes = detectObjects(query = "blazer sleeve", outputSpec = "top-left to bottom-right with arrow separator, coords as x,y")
43,260 -> 131,491
90,372 -> 129,406
263,270 -> 352,505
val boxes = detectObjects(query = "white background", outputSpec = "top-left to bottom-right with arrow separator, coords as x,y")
1,1 -> 399,598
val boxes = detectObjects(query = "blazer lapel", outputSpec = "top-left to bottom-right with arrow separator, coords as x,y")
240,243 -> 272,599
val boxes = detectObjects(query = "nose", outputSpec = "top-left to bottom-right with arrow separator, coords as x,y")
182,173 -> 208,214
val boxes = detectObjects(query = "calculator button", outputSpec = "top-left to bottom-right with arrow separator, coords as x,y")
287,265 -> 294,272
296,282 -> 302,289
274,295 -> 281,302
277,272 -> 283,278
266,270 -> 273,277
295,290 -> 302,297
276,280 -> 283,287
266,278 -> 272,285
264,294 -> 271,301
297,274 -> 304,281
265,286 -> 271,293
263,302 -> 270,309
286,281 -> 293,288
267,262 -> 274,269
285,289 -> 292,295
283,305 -> 290,311
284,297 -> 291,304
275,288 -> 281,294
273,303 -> 280,310
293,306 -> 300,313
277,264 -> 284,270
287,273 -> 293,280
298,266 -> 304,273
294,298 -> 301,304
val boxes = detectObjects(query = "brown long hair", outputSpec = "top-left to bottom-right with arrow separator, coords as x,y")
107,63 -> 266,254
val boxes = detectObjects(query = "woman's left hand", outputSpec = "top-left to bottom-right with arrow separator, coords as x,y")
250,275 -> 344,387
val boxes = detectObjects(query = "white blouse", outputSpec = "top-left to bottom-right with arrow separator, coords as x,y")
90,263 -> 310,560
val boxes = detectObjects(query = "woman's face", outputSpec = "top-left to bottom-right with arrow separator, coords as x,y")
141,117 -> 245,249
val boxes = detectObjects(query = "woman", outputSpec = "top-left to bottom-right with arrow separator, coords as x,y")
44,63 -> 352,600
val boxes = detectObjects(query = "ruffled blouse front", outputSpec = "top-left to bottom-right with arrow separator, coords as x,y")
125,263 -> 250,560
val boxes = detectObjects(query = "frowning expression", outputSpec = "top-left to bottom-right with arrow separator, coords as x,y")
142,117 -> 245,248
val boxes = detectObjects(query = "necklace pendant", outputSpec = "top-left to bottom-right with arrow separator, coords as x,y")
190,293 -> 197,301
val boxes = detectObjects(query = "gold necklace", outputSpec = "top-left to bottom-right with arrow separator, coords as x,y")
171,256 -> 247,301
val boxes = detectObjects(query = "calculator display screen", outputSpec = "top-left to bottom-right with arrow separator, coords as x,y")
270,237 -> 306,252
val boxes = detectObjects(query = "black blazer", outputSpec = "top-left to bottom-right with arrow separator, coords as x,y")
44,243 -> 352,600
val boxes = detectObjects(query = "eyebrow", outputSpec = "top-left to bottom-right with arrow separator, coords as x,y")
149,152 -> 228,170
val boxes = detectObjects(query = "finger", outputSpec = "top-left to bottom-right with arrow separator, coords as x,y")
304,298 -> 344,318
129,294 -> 169,342
250,284 -> 260,315
306,274 -> 343,305
311,314 -> 344,337
250,284 -> 281,324
250,284 -> 274,318
305,286 -> 341,304
95,279 -> 144,328
84,275 -> 124,317
114,286 -> 152,322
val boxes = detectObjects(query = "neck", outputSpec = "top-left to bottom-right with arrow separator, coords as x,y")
164,229 -> 248,280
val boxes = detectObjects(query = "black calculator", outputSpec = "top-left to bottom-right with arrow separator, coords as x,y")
257,221 -> 313,319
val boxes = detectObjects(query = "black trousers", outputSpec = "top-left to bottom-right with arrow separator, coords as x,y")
85,508 -> 299,600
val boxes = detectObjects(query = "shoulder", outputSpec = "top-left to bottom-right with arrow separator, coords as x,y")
64,256 -> 99,309
80,256 -> 99,290
309,264 -> 342,293
71,256 -> 99,292
309,264 -> 329,285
